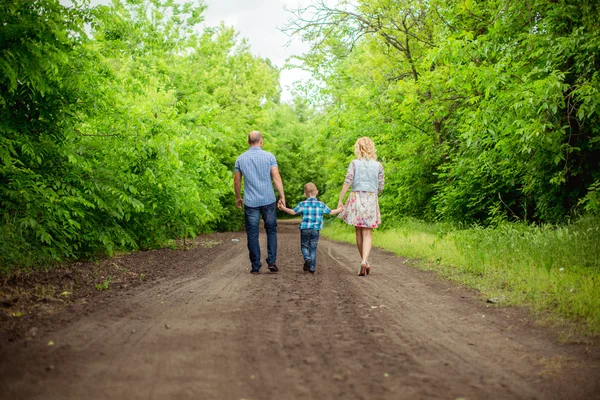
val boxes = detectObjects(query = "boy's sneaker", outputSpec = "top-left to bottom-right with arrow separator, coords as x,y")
303,259 -> 311,272
309,269 -> 315,274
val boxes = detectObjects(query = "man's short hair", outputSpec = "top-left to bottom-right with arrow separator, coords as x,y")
248,130 -> 263,145
304,182 -> 318,196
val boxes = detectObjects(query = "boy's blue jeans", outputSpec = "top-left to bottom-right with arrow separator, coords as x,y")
244,202 -> 277,272
300,228 -> 320,272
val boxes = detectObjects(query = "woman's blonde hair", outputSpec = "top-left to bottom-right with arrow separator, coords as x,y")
354,137 -> 377,160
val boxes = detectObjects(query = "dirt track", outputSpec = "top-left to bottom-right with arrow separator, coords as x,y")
1,220 -> 599,399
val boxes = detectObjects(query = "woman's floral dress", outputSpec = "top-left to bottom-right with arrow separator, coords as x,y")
338,159 -> 384,228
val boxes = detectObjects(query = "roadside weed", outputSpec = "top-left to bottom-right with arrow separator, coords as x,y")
322,216 -> 600,334
95,276 -> 112,291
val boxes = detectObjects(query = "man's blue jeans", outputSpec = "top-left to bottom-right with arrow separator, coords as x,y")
300,228 -> 320,272
244,202 -> 277,272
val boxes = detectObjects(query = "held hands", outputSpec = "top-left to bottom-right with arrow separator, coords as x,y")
330,203 -> 344,216
277,197 -> 286,209
278,200 -> 297,216
277,199 -> 288,211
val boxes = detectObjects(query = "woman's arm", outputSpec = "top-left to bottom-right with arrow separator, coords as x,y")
338,160 -> 355,208
377,162 -> 385,194
338,184 -> 350,209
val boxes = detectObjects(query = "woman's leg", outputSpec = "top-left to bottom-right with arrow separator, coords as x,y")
361,228 -> 373,263
355,226 -> 364,259
356,226 -> 368,276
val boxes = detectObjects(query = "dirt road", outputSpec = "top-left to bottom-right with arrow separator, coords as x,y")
1,220 -> 599,399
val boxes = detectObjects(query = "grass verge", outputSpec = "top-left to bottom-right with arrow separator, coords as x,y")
322,216 -> 600,335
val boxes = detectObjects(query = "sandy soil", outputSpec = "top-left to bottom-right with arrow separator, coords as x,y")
1,220 -> 599,400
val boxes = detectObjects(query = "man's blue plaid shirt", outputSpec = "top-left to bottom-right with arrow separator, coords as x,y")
234,147 -> 278,207
293,197 -> 332,230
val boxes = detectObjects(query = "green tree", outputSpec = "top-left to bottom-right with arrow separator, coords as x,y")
285,0 -> 600,224
0,0 -> 284,270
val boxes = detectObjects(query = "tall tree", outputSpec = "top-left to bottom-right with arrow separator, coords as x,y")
285,0 -> 600,223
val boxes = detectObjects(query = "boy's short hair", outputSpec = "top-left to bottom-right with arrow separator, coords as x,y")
304,182 -> 318,196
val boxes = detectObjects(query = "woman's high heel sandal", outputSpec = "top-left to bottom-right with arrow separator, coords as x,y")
358,261 -> 367,276
365,262 -> 370,275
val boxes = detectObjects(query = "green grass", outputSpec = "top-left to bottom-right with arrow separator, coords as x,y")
322,216 -> 600,335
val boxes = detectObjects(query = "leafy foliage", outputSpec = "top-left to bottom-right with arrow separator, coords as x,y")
2,0 -> 599,272
286,0 -> 600,224
0,0 -> 282,271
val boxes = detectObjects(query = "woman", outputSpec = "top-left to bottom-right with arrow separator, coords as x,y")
338,137 -> 384,276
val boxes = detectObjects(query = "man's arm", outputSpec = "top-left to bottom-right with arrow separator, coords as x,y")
271,166 -> 285,207
234,171 -> 243,209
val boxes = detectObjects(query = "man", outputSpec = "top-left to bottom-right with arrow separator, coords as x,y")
234,131 -> 285,274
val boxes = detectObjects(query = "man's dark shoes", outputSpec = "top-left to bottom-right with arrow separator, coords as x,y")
250,269 -> 260,275
309,269 -> 315,274
268,264 -> 279,273
303,259 -> 311,272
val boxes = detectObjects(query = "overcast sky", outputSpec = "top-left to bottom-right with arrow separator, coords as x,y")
202,0 -> 312,102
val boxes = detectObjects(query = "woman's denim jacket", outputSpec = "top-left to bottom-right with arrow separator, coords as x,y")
352,159 -> 380,193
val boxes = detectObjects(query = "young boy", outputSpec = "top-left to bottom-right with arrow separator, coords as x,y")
278,183 -> 343,273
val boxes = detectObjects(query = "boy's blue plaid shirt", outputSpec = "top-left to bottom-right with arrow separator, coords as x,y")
293,198 -> 331,230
